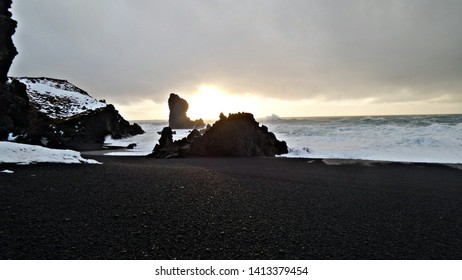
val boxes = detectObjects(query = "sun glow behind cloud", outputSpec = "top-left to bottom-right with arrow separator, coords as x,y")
113,89 -> 462,121
186,85 -> 261,121
11,1 -> 462,118
112,99 -> 168,121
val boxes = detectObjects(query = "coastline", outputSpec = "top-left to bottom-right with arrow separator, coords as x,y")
1,156 -> 462,259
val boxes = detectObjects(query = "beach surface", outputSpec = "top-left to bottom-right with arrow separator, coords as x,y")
1,156 -> 461,259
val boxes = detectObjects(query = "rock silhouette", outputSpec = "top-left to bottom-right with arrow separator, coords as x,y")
0,0 -> 17,86
151,112 -> 288,158
168,93 -> 205,129
0,0 -> 30,138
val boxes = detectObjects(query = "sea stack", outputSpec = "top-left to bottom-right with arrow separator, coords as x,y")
188,112 -> 288,157
168,93 -> 205,129
151,112 -> 288,158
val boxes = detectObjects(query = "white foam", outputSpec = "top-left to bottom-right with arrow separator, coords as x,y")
267,115 -> 462,164
102,115 -> 462,164
104,122 -> 193,156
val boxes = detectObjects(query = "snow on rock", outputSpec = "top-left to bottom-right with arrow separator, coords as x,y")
1,169 -> 14,174
10,77 -> 107,119
0,141 -> 101,164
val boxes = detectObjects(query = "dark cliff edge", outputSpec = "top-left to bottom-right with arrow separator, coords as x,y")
0,0 -> 28,140
0,0 -> 17,86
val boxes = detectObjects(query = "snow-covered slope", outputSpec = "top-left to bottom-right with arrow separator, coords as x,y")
10,77 -> 107,119
0,141 -> 100,164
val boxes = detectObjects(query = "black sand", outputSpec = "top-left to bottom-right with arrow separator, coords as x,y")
1,156 -> 461,259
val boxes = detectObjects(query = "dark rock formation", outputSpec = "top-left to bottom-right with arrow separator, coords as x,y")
2,78 -> 144,150
168,93 -> 205,129
189,112 -> 288,157
0,79 -> 30,134
150,112 -> 288,158
0,0 -> 28,139
54,104 -> 144,150
0,0 -> 17,86
151,127 -> 200,158
0,3 -> 143,149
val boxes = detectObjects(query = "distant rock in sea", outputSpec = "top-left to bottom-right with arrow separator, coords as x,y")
150,112 -> 288,158
168,93 -> 205,129
260,114 -> 282,122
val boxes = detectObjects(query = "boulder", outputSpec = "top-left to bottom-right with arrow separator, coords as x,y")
150,112 -> 288,158
168,93 -> 205,129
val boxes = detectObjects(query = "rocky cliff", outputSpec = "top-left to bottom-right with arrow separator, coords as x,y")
4,77 -> 144,150
0,0 -> 29,139
0,0 -> 17,86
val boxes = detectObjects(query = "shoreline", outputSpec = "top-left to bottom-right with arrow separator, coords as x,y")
1,156 -> 462,259
80,150 -> 462,169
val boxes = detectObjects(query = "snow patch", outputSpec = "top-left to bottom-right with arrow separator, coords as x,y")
7,133 -> 18,141
10,77 -> 107,119
1,169 -> 14,174
0,142 -> 101,164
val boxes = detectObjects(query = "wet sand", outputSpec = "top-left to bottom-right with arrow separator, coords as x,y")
1,156 -> 461,259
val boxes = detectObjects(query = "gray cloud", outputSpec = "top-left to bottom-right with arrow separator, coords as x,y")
9,0 -> 462,106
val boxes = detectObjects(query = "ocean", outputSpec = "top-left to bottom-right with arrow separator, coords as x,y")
105,114 -> 462,164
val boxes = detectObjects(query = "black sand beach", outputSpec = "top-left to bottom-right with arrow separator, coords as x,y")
1,156 -> 461,259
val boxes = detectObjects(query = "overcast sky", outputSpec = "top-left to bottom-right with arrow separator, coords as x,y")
9,0 -> 462,119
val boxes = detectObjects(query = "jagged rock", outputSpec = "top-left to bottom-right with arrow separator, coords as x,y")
56,104 -> 144,150
189,112 -> 288,157
0,0 -> 17,87
0,0 -> 28,135
3,77 -> 144,150
151,127 -> 196,158
187,129 -> 201,142
150,112 -> 288,158
168,93 -> 205,129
